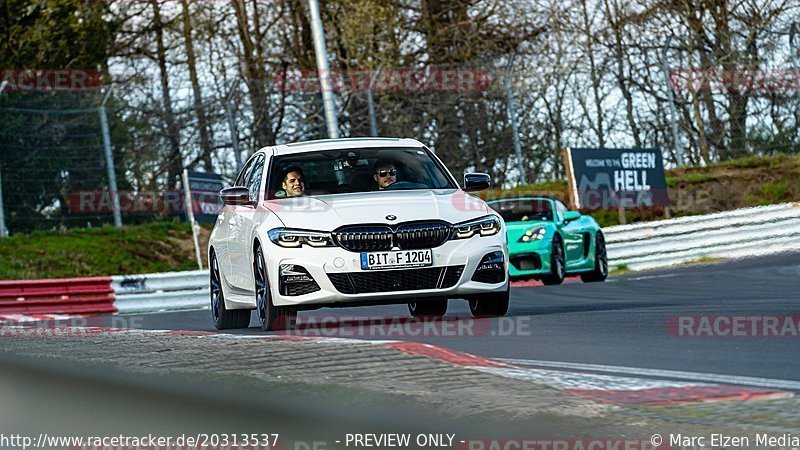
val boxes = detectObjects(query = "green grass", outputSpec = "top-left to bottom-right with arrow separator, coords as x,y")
682,256 -> 722,265
611,263 -> 630,274
757,180 -> 790,203
670,172 -> 719,185
0,220 -> 203,280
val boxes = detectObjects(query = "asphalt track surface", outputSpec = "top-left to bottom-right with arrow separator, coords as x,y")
98,252 -> 800,383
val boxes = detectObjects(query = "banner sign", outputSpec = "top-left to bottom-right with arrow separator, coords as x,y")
182,171 -> 224,224
564,148 -> 669,209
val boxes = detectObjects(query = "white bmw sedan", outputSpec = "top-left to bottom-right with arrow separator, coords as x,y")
209,138 -> 509,331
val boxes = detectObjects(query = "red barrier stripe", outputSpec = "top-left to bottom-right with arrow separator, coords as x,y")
0,303 -> 116,315
388,341 -> 514,368
0,276 -> 116,315
0,277 -> 113,298
165,330 -> 217,336
0,277 -> 113,286
0,294 -> 114,308
565,385 -> 790,405
0,287 -> 114,299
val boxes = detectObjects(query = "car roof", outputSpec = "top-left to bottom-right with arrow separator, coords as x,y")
262,137 -> 426,156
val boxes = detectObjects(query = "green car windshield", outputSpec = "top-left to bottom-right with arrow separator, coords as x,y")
489,198 -> 553,222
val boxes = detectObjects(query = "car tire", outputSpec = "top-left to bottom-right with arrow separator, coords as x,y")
408,298 -> 448,318
541,235 -> 566,285
210,250 -> 251,330
580,231 -> 608,283
254,245 -> 297,331
468,286 -> 510,318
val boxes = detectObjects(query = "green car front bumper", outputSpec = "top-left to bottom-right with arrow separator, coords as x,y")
508,238 -> 553,279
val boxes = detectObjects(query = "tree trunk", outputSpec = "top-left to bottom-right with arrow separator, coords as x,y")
422,0 -> 471,173
181,0 -> 213,171
581,0 -> 606,147
232,0 -> 274,147
604,0 -> 641,147
151,0 -> 183,188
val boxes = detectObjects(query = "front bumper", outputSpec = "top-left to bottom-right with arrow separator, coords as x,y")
508,240 -> 553,279
266,235 -> 508,307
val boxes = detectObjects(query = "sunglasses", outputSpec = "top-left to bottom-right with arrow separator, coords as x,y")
375,169 -> 397,178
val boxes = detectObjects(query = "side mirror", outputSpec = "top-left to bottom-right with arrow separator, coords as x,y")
463,173 -> 491,192
220,187 -> 253,206
563,211 -> 581,223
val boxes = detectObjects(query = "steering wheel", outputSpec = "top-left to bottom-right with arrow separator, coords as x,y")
384,181 -> 427,190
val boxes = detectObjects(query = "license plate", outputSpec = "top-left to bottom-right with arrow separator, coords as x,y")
360,249 -> 433,270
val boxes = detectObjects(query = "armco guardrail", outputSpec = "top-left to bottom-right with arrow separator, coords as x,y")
111,271 -> 208,313
0,277 -> 116,314
110,202 -> 800,313
3,203 -> 798,317
603,202 -> 800,270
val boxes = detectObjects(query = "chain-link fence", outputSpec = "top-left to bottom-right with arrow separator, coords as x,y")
0,88 -> 125,232
1,1 -> 798,234
0,64 -> 522,234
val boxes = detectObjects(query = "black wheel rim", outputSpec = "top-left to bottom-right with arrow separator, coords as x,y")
597,234 -> 608,276
553,241 -> 564,278
255,249 -> 269,324
210,255 -> 222,322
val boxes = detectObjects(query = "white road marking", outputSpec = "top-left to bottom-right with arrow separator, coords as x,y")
473,366 -> 706,391
0,314 -> 84,323
497,357 -> 800,392
616,273 -> 680,282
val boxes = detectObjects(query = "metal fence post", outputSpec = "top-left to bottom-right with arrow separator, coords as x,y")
791,23 -> 799,133
0,167 -> 7,237
99,88 -> 123,227
504,54 -> 527,185
225,80 -> 243,172
0,80 -> 7,236
308,0 -> 339,139
662,36 -> 684,167
182,169 -> 203,270
367,68 -> 381,136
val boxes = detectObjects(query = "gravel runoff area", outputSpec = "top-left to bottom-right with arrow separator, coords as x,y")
1,327 -> 799,449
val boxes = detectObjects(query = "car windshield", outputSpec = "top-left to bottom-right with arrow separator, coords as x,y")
488,198 -> 553,222
267,147 -> 456,198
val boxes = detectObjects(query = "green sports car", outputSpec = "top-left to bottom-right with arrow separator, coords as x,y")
487,196 -> 608,284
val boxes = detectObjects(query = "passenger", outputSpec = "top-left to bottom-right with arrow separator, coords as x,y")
373,159 -> 397,190
279,166 -> 305,197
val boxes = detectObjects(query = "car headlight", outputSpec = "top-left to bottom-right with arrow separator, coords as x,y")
520,227 -> 546,242
268,228 -> 335,248
451,215 -> 501,240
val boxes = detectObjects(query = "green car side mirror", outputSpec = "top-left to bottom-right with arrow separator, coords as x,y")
563,211 -> 581,222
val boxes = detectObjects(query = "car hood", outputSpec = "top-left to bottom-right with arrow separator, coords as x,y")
265,189 -> 491,230
505,220 -> 554,242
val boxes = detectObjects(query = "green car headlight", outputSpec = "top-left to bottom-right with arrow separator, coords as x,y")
451,216 -> 502,240
520,227 -> 546,242
268,228 -> 335,248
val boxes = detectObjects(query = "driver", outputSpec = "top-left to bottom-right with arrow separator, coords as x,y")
373,159 -> 397,190
279,166 -> 305,197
